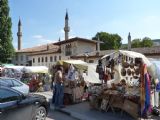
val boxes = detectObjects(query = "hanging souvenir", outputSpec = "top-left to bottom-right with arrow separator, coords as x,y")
133,76 -> 139,79
130,62 -> 135,69
129,57 -> 131,61
131,71 -> 135,76
126,56 -> 128,62
135,68 -> 140,75
127,69 -> 132,76
122,62 -> 129,68
121,68 -> 126,76
110,59 -> 115,68
135,58 -> 142,66
106,56 -> 110,61
123,55 -> 126,62
118,53 -> 122,64
105,56 -> 110,66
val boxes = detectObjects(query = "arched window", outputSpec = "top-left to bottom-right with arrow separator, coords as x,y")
65,44 -> 72,56
38,57 -> 40,63
41,57 -> 44,62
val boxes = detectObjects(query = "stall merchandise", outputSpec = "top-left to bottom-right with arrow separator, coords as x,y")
2,66 -> 24,80
89,50 -> 158,119
22,66 -> 50,92
2,66 -> 51,92
56,60 -> 88,104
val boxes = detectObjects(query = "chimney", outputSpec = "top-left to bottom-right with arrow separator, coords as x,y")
47,44 -> 49,51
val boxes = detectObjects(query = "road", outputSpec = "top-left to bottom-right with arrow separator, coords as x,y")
46,110 -> 76,120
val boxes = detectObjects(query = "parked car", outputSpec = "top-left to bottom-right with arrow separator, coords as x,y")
0,86 -> 49,120
0,77 -> 29,95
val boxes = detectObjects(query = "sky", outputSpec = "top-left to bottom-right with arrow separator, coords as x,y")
9,0 -> 160,49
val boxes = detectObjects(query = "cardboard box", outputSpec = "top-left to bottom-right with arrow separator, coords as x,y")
123,99 -> 138,119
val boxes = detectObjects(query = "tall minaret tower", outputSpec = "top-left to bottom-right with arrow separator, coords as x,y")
17,18 -> 22,50
64,10 -> 70,40
128,32 -> 131,51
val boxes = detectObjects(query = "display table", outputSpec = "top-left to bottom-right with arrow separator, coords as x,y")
103,90 -> 124,113
98,89 -> 139,118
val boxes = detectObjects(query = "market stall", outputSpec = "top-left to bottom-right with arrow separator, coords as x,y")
2,66 -> 24,80
89,50 -> 158,119
56,60 -> 88,105
21,66 -> 50,92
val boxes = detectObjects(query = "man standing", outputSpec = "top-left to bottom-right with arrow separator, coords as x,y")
54,66 -> 64,109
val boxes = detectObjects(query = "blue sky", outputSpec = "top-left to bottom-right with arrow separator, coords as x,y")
9,0 -> 160,49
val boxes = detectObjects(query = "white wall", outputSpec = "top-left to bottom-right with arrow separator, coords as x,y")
30,53 -> 62,69
12,53 -> 28,66
76,41 -> 96,54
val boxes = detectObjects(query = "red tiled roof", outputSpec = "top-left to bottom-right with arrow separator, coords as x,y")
53,37 -> 98,45
28,48 -> 60,56
16,43 -> 59,53
71,46 -> 160,58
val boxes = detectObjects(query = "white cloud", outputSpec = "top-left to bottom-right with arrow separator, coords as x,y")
33,35 -> 43,39
94,15 -> 160,44
60,29 -> 64,34
142,15 -> 160,25
32,34 -> 53,45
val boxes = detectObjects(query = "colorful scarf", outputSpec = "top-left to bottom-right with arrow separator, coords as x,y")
141,64 -> 151,117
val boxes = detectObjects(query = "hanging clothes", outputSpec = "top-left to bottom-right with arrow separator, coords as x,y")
67,64 -> 75,81
141,64 -> 151,117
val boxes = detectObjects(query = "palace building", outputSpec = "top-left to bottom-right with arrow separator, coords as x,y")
12,11 -> 100,69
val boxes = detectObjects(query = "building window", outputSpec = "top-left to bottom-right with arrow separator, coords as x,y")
26,56 -> 28,61
89,60 -> 94,63
15,55 -> 18,61
38,57 -> 40,63
59,56 -> 61,60
65,44 -> 72,56
45,57 -> 48,62
33,58 -> 35,63
21,55 -> 23,61
41,57 -> 44,62
54,56 -> 57,62
50,56 -> 53,62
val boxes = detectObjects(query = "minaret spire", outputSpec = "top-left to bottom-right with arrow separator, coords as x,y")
128,32 -> 131,51
64,9 -> 70,40
17,18 -> 22,50
97,35 -> 100,52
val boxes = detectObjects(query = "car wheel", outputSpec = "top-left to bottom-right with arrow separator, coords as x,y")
32,106 -> 47,120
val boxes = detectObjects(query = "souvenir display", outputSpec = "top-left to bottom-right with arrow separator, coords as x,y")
57,60 -> 88,105
127,69 -> 131,76
90,50 -> 157,119
130,62 -> 135,69
121,68 -> 126,76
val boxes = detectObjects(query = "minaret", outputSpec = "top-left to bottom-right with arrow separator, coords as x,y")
97,35 -> 100,52
17,18 -> 22,50
128,32 -> 131,51
64,10 -> 70,40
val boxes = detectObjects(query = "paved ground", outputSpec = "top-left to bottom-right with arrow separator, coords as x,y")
36,91 -> 160,120
46,110 -> 76,120
60,102 -> 134,120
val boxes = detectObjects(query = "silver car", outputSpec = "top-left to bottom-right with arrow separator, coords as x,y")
0,77 -> 29,95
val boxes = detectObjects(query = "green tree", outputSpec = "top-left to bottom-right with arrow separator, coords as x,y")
92,32 -> 122,50
141,37 -> 153,47
131,38 -> 141,48
0,0 -> 14,63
